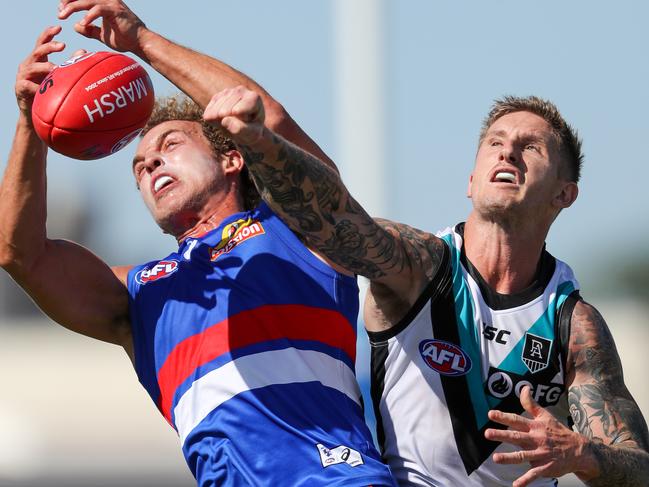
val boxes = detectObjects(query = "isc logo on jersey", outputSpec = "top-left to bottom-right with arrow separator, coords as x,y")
419,339 -> 472,376
135,260 -> 179,284
210,217 -> 265,261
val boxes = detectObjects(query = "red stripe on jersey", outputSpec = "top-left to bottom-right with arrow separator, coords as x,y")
157,304 -> 356,424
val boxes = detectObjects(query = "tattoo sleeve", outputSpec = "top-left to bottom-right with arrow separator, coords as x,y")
567,301 -> 649,486
237,132 -> 445,293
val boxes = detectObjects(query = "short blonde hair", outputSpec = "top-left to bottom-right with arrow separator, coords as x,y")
480,96 -> 583,182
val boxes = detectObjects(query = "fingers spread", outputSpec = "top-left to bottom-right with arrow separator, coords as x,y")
74,21 -> 102,40
35,26 -> 62,48
58,0 -> 96,20
488,409 -> 532,431
513,465 -> 548,487
493,449 -> 545,465
78,4 -> 106,27
484,427 -> 533,448
520,386 -> 544,417
31,41 -> 66,63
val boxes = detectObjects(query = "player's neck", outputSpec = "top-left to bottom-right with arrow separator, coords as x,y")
463,212 -> 548,294
175,197 -> 245,244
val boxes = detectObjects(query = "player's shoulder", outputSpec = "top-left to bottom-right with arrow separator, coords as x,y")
365,220 -> 450,332
111,265 -> 134,286
566,298 -> 622,376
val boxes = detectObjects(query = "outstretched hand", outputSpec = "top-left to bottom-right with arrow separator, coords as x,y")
16,26 -> 66,116
203,86 -> 266,147
57,0 -> 146,55
485,386 -> 590,487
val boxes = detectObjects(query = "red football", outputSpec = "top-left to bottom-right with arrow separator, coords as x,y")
31,51 -> 155,160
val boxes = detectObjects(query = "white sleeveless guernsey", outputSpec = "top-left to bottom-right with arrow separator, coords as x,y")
368,224 -> 581,486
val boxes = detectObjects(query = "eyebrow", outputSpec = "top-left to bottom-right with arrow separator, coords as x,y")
487,129 -> 508,138
486,129 -> 546,144
131,129 -> 184,168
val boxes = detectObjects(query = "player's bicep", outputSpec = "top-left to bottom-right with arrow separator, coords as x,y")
566,300 -> 649,450
10,238 -> 131,347
369,218 -> 447,300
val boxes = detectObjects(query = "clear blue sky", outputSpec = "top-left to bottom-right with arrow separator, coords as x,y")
1,0 -> 647,288
0,4 -> 646,483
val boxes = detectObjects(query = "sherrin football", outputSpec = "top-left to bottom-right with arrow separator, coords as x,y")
31,51 -> 155,160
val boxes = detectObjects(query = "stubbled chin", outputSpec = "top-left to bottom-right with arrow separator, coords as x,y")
151,196 -> 209,238
473,194 -> 523,217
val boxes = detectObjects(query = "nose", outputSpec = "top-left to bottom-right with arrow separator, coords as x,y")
499,143 -> 518,164
143,153 -> 164,173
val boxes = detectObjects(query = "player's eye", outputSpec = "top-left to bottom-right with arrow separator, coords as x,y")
490,139 -> 502,147
134,163 -> 145,180
525,144 -> 540,152
163,139 -> 180,151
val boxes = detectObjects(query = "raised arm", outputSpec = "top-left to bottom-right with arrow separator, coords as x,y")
0,26 -> 131,352
57,0 -> 336,170
202,86 -> 446,311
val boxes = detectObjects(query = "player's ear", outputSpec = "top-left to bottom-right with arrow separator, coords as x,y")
222,150 -> 245,176
553,181 -> 578,209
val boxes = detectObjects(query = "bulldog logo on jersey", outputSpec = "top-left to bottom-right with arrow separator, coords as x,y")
209,217 -> 265,261
521,332 -> 553,373
419,339 -> 472,376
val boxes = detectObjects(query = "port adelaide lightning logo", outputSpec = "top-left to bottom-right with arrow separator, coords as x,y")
521,332 -> 552,373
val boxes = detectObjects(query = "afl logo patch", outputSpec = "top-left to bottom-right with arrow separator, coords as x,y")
419,339 -> 472,376
60,51 -> 97,67
135,260 -> 179,284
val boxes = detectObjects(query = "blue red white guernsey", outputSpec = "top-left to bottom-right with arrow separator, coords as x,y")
127,203 -> 395,487
368,223 -> 581,486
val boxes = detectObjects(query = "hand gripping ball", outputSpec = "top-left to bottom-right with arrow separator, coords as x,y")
31,51 -> 155,160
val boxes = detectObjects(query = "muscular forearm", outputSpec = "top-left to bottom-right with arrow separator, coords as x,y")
579,441 -> 649,487
133,29 -> 335,170
135,30 -> 276,112
238,128 -> 390,278
0,114 -> 48,270
240,127 -> 347,231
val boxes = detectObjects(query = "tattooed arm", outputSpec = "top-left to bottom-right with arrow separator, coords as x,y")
203,86 -> 446,311
485,300 -> 649,487
565,300 -> 649,486
58,0 -> 336,171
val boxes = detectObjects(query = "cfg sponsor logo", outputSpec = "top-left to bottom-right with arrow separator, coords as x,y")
210,218 -> 265,261
419,339 -> 472,376
485,367 -> 563,406
135,260 -> 179,284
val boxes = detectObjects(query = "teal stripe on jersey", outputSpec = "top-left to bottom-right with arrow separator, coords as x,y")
494,281 -> 575,378
442,234 -> 491,430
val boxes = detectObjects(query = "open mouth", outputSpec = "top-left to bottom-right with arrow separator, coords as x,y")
153,175 -> 175,194
492,171 -> 516,184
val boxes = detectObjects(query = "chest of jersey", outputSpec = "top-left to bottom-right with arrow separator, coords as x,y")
127,205 -> 397,486
369,226 -> 579,486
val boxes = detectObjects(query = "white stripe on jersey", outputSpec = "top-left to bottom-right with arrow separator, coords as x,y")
174,348 -> 362,445
373,225 -> 578,486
